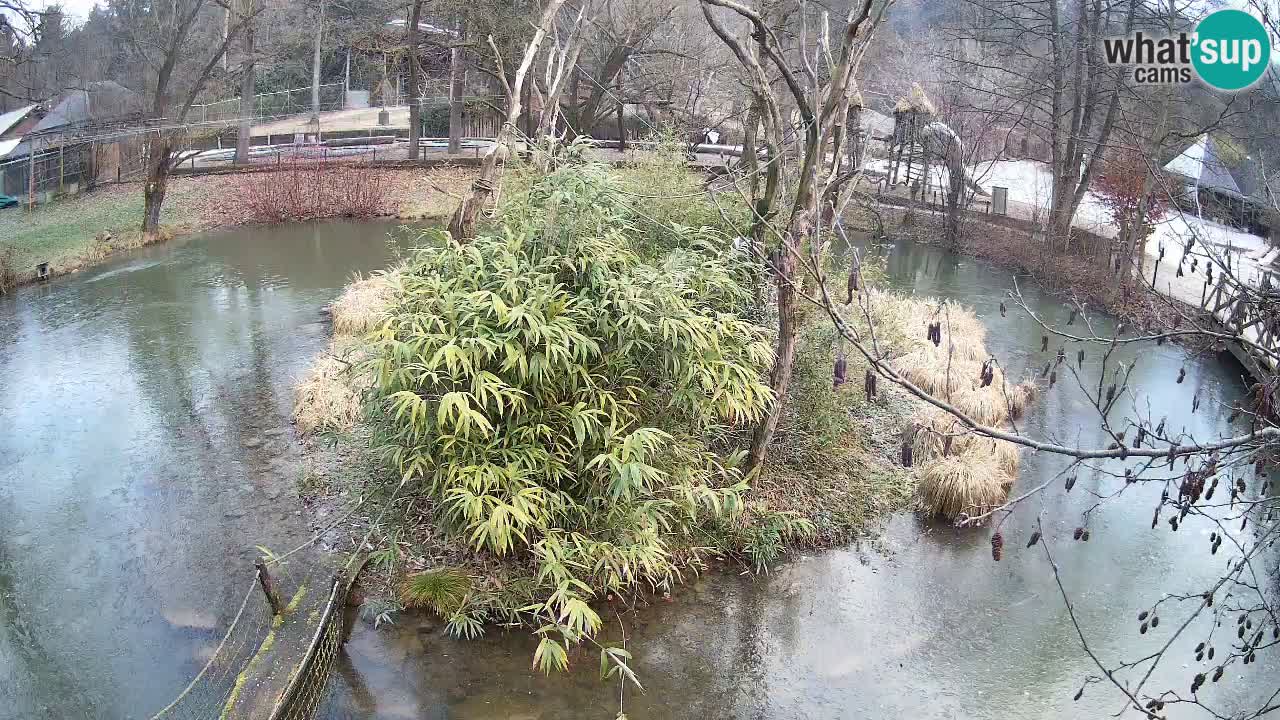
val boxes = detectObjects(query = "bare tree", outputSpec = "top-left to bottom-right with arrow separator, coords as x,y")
703,1 -> 1280,715
700,0 -> 887,470
124,0 -> 259,236
533,2 -> 589,141
310,0 -> 325,125
0,1 -> 83,107
407,0 -> 424,159
563,0 -> 675,136
447,0 -> 569,239
937,0 -> 1136,250
448,16 -> 466,153
234,0 -> 258,164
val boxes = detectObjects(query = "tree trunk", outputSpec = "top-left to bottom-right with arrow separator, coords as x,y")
848,105 -> 862,170
749,251 -> 797,470
615,66 -> 625,150
310,0 -> 324,122
447,20 -> 466,154
748,220 -> 806,471
565,70 -> 580,136
235,7 -> 255,165
407,0 -> 423,160
142,135 -> 171,238
944,167 -> 963,247
1117,218 -> 1132,280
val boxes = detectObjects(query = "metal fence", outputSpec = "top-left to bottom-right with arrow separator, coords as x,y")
266,575 -> 350,720
190,83 -> 346,125
148,572 -> 277,720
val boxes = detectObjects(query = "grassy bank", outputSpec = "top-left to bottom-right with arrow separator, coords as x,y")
0,165 -> 476,292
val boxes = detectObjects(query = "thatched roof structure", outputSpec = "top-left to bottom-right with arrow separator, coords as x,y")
893,83 -> 936,116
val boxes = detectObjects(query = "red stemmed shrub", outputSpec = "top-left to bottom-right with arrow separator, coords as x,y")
231,157 -> 392,223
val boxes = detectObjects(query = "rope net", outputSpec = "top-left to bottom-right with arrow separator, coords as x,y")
149,574 -> 275,720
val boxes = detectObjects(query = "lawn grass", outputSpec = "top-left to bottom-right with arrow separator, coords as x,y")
0,184 -> 152,278
0,166 -> 475,290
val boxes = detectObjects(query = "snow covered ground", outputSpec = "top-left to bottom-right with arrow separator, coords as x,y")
868,155 -> 1277,306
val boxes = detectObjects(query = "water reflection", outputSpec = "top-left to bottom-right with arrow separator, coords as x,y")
0,220 -> 418,718
3,223 -> 1274,719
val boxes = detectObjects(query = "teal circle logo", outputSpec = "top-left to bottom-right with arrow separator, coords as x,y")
1193,9 -> 1270,91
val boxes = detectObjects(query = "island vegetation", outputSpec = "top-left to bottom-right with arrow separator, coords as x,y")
293,143 -> 1032,671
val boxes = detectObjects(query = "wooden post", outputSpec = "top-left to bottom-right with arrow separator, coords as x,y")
27,141 -> 36,210
255,560 -> 284,615
616,67 -> 625,152
58,142 -> 65,194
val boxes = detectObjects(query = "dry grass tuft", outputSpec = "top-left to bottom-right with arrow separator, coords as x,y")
909,407 -> 1020,476
869,288 -> 1035,425
865,290 -> 1038,521
916,447 -> 1012,520
329,270 -> 399,336
295,269 -> 398,435
293,346 -> 367,435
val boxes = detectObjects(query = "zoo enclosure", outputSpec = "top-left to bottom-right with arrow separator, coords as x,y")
189,83 -> 346,125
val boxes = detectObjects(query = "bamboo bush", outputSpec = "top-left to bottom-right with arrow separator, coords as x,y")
362,161 -> 774,666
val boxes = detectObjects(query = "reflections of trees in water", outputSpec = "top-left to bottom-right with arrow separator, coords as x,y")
0,220 -> 413,719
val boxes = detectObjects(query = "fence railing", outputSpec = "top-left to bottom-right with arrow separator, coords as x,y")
0,135 -> 148,204
148,571 -> 276,720
190,83 -> 346,125
266,575 -> 350,720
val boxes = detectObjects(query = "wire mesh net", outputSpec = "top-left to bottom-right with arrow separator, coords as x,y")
189,84 -> 346,126
148,575 -> 276,720
268,577 -> 348,720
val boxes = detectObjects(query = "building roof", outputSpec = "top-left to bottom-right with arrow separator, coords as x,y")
2,82 -> 142,161
1227,156 -> 1276,208
1163,133 -> 1242,198
0,105 -> 37,138
384,18 -> 455,36
0,138 -> 20,159
30,81 -> 141,134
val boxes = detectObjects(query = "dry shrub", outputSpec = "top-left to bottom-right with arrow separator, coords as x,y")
946,215 -> 1180,329
330,270 -> 399,336
231,159 -> 393,223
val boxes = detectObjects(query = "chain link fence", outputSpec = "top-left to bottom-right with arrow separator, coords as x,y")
190,83 -> 346,126
267,576 -> 349,720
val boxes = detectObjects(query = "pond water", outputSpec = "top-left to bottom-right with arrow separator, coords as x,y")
0,220 -> 420,719
1,222 -> 1274,719
324,238 -> 1279,719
